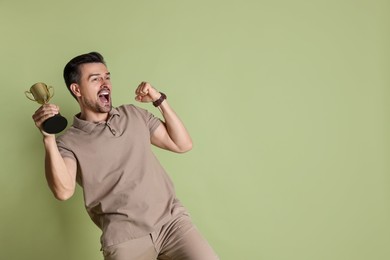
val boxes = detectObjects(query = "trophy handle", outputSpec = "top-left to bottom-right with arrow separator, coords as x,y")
24,91 -> 36,101
47,86 -> 55,99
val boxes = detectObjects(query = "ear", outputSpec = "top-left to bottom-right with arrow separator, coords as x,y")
70,83 -> 81,98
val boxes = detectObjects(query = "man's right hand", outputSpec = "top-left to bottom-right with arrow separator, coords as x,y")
32,104 -> 60,136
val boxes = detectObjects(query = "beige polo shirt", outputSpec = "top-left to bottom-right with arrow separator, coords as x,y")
56,104 -> 179,247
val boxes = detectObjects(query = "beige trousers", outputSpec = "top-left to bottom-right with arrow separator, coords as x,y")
102,212 -> 219,260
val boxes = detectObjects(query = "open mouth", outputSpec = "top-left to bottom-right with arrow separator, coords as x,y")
98,89 -> 110,103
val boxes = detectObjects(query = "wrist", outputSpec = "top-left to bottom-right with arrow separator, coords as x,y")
153,92 -> 167,107
43,134 -> 56,144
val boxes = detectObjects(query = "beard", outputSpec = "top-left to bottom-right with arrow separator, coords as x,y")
82,97 -> 112,114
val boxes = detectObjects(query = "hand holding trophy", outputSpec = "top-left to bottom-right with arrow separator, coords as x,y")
25,82 -> 68,134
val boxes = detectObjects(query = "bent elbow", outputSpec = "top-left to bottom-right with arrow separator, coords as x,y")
54,193 -> 72,201
177,141 -> 193,153
53,190 -> 74,201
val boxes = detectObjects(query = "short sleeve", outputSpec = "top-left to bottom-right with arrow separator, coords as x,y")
147,112 -> 162,134
56,137 -> 77,161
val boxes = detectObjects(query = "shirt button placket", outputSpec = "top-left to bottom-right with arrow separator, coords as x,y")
106,122 -> 116,136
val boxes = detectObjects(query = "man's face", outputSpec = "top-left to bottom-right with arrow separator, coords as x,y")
76,62 -> 112,114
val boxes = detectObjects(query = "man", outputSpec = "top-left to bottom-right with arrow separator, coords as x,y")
32,52 -> 218,260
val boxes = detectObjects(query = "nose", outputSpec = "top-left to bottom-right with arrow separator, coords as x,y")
99,77 -> 110,87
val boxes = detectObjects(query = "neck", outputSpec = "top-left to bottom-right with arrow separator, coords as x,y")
79,109 -> 109,123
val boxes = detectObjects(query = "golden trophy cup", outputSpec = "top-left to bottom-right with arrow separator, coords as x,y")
25,82 -> 68,134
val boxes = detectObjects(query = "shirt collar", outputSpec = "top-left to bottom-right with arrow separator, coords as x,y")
72,107 -> 120,134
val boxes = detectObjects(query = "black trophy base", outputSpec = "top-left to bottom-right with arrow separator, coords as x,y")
43,114 -> 68,134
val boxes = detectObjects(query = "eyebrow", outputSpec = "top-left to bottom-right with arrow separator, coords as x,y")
87,72 -> 111,80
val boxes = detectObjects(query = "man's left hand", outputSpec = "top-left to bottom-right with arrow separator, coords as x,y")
134,82 -> 161,103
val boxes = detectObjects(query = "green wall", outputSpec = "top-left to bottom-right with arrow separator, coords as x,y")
1,0 -> 389,259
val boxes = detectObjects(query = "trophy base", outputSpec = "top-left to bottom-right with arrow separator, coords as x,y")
43,114 -> 68,134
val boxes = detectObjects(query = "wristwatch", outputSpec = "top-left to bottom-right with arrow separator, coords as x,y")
153,92 -> 167,107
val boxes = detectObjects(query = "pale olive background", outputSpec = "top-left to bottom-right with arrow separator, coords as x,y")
1,0 -> 389,259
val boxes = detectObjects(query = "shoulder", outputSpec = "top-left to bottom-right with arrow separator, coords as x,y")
56,127 -> 78,147
116,104 -> 161,130
116,104 -> 146,113
116,104 -> 154,118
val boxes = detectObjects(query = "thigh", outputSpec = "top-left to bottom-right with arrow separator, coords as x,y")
157,216 -> 219,260
102,235 -> 158,260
